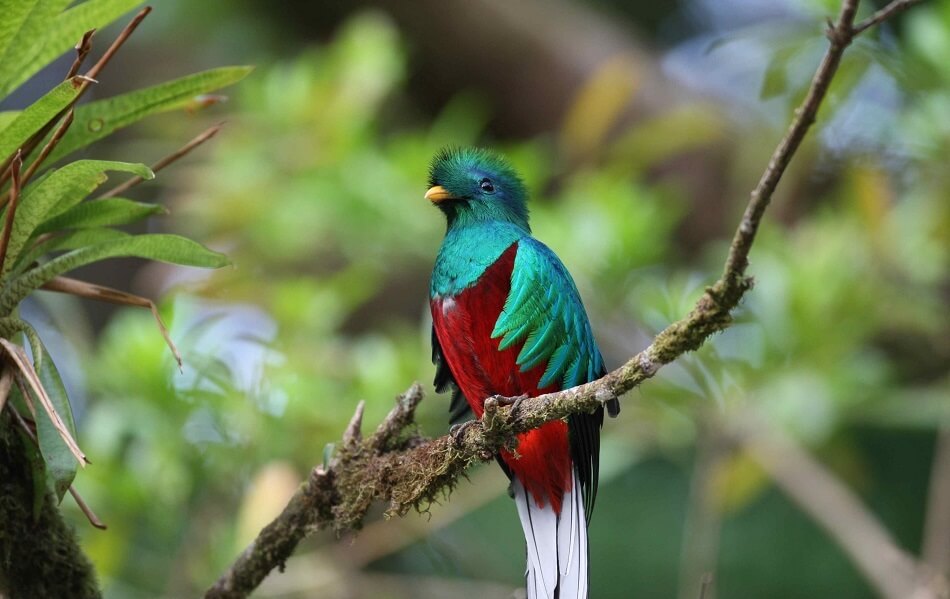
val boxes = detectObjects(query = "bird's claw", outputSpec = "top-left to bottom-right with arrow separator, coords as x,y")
498,394 -> 529,418
449,420 -> 477,446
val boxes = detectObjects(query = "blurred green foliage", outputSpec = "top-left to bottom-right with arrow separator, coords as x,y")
0,2 -> 249,596
34,3 -> 950,598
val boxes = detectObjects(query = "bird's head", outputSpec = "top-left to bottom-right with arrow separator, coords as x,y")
426,147 -> 530,232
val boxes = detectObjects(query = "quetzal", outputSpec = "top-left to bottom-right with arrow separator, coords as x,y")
426,147 -> 619,599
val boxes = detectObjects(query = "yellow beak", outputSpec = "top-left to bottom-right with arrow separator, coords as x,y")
425,185 -> 455,204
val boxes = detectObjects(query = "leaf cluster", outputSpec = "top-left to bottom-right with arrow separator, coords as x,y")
0,0 -> 247,534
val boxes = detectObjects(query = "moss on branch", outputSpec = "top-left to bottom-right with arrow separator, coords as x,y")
0,412 -> 100,599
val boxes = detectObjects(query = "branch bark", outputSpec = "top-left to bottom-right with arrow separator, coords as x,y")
923,428 -> 950,580
206,1 -> 925,596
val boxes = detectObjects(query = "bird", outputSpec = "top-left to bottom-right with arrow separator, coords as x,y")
426,147 -> 619,599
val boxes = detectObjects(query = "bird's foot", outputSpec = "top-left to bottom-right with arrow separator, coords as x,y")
497,394 -> 529,418
449,420 -> 477,446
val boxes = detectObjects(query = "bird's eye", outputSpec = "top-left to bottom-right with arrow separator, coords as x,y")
479,178 -> 495,193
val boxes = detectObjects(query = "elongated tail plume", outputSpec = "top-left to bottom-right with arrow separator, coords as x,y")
514,469 -> 588,599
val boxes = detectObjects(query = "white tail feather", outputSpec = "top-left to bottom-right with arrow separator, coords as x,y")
513,470 -> 589,599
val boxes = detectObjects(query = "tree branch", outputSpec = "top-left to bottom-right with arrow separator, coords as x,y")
206,1 -> 923,596
734,417 -> 942,599
923,428 -> 950,580
852,0 -> 924,36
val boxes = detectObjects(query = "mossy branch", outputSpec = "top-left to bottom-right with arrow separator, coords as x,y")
205,1 -> 924,597
0,411 -> 100,599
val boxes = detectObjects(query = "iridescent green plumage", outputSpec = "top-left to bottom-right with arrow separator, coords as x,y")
427,147 -> 616,599
493,237 -> 605,388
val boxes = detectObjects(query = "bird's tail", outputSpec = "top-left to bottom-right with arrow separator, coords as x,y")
513,469 -> 589,599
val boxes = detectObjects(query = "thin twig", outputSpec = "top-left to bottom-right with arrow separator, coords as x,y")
15,374 -> 36,421
40,276 -> 182,368
67,486 -> 108,530
19,110 -> 75,188
97,123 -> 224,199
0,340 -> 87,466
0,109 -> 75,210
0,152 -> 23,272
852,0 -> 925,36
8,394 -> 34,436
206,1 -> 927,597
717,0 -> 859,300
84,7 -> 151,82
342,400 -> 365,447
0,367 -> 13,415
66,29 -> 96,79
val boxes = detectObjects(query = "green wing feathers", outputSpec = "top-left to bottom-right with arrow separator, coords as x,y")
491,238 -> 605,390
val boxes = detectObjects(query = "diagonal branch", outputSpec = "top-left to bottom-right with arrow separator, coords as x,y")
852,0 -> 924,36
718,0 -> 858,298
83,7 -> 151,83
206,1 -> 925,597
66,29 -> 96,79
0,366 -> 12,415
0,339 -> 87,466
19,109 -> 75,189
96,123 -> 223,199
733,416 -> 939,599
923,428 -> 950,580
0,152 -> 23,272
0,110 -> 76,211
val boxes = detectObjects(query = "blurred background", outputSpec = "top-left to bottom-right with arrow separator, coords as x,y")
18,0 -> 949,597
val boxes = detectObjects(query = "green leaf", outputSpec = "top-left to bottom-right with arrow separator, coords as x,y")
0,110 -> 19,132
2,328 -> 80,504
7,364 -> 49,518
12,410 -> 50,518
38,197 -> 166,234
0,1 -> 39,64
2,160 -> 152,276
13,228 -> 129,274
2,234 -> 229,311
0,0 -> 72,98
0,0 -> 144,98
47,66 -> 253,162
0,79 -> 79,163
760,44 -> 804,101
32,338 -> 79,501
